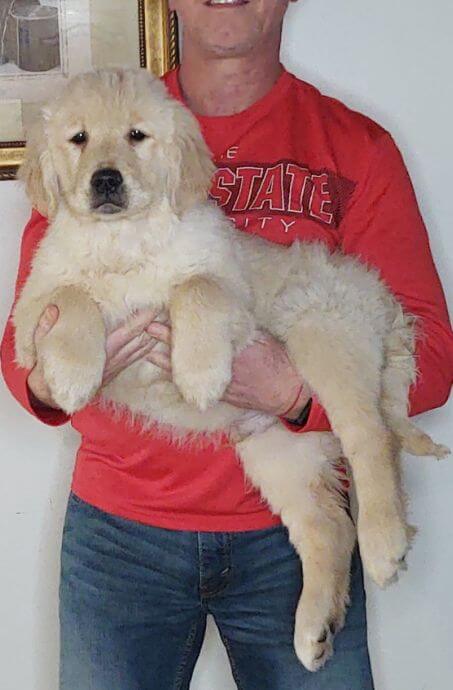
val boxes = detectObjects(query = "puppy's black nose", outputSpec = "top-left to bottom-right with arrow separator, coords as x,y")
91,168 -> 123,195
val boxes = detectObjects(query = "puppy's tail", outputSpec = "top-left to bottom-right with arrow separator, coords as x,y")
394,419 -> 450,460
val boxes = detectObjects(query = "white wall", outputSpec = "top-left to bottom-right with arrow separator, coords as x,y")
0,1 -> 451,688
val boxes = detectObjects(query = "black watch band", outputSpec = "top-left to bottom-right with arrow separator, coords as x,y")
284,397 -> 313,428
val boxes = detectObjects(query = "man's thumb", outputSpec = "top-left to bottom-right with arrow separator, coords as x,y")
34,305 -> 59,343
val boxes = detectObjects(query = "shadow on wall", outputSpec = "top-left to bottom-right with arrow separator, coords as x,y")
33,427 -> 76,690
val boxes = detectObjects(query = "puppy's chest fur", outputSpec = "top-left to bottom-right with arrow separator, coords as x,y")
84,254 -> 175,325
36,205 -> 245,328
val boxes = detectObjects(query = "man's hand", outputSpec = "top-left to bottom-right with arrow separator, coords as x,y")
27,305 -> 61,408
223,332 -> 311,418
146,322 -> 310,418
27,305 -> 162,410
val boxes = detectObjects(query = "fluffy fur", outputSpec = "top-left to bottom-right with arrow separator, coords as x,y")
13,69 -> 449,671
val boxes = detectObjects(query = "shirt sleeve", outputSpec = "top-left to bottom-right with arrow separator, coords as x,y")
282,132 -> 453,434
0,210 -> 70,426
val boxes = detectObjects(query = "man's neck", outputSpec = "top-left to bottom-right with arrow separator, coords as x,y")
178,45 -> 283,117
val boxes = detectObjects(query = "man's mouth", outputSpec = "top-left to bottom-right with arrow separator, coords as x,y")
204,0 -> 250,7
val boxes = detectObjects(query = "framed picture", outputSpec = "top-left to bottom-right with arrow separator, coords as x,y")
0,0 -> 179,179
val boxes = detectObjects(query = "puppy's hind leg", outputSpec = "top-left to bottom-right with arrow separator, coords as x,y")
237,426 -> 355,672
285,321 -> 410,588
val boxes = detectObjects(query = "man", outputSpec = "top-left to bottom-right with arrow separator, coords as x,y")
1,1 -> 452,688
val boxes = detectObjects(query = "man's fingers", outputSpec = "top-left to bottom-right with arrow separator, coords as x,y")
106,308 -> 161,357
252,330 -> 273,345
146,348 -> 172,372
108,332 -> 157,369
146,322 -> 172,345
34,305 -> 59,344
123,339 -> 160,368
129,307 -> 162,332
102,340 -> 158,385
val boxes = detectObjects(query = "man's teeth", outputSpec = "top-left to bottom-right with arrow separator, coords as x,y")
209,0 -> 245,5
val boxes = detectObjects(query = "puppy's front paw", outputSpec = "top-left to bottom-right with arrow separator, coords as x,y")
173,361 -> 232,411
172,336 -> 233,411
358,503 -> 413,588
41,341 -> 105,414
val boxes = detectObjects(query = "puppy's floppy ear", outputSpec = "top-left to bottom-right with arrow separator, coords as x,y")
165,103 -> 215,216
18,112 -> 59,219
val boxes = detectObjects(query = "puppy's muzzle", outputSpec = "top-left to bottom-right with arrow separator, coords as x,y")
90,168 -> 127,214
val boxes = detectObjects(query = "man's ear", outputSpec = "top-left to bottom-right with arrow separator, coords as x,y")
165,103 -> 215,216
18,114 -> 59,219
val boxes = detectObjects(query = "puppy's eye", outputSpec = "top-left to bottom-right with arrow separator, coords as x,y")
70,131 -> 88,145
128,129 -> 147,143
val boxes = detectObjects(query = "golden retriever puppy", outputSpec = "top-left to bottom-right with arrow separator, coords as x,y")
13,69 -> 448,671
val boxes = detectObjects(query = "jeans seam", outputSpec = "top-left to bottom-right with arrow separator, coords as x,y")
197,532 -> 203,596
172,614 -> 204,690
218,630 -> 245,690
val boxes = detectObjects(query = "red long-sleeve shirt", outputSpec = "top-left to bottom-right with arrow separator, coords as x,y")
2,69 -> 452,531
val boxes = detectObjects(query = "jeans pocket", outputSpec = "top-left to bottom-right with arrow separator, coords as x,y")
62,491 -> 97,537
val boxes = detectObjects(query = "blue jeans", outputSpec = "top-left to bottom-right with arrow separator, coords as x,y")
60,493 -> 374,689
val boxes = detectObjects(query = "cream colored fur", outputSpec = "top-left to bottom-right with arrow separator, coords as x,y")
13,69 -> 449,672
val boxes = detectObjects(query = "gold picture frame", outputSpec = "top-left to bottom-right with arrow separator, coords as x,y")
0,0 -> 179,180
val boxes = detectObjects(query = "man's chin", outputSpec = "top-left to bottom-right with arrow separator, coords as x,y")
205,40 -> 255,58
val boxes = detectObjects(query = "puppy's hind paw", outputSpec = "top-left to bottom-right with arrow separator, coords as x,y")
358,508 -> 412,588
400,426 -> 451,460
433,444 -> 451,460
295,623 -> 334,673
294,605 -> 345,673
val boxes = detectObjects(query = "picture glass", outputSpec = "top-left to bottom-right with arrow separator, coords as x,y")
1,1 -> 146,140
0,0 -> 176,175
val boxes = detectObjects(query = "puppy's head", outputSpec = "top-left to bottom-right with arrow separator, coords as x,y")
19,69 -> 215,220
